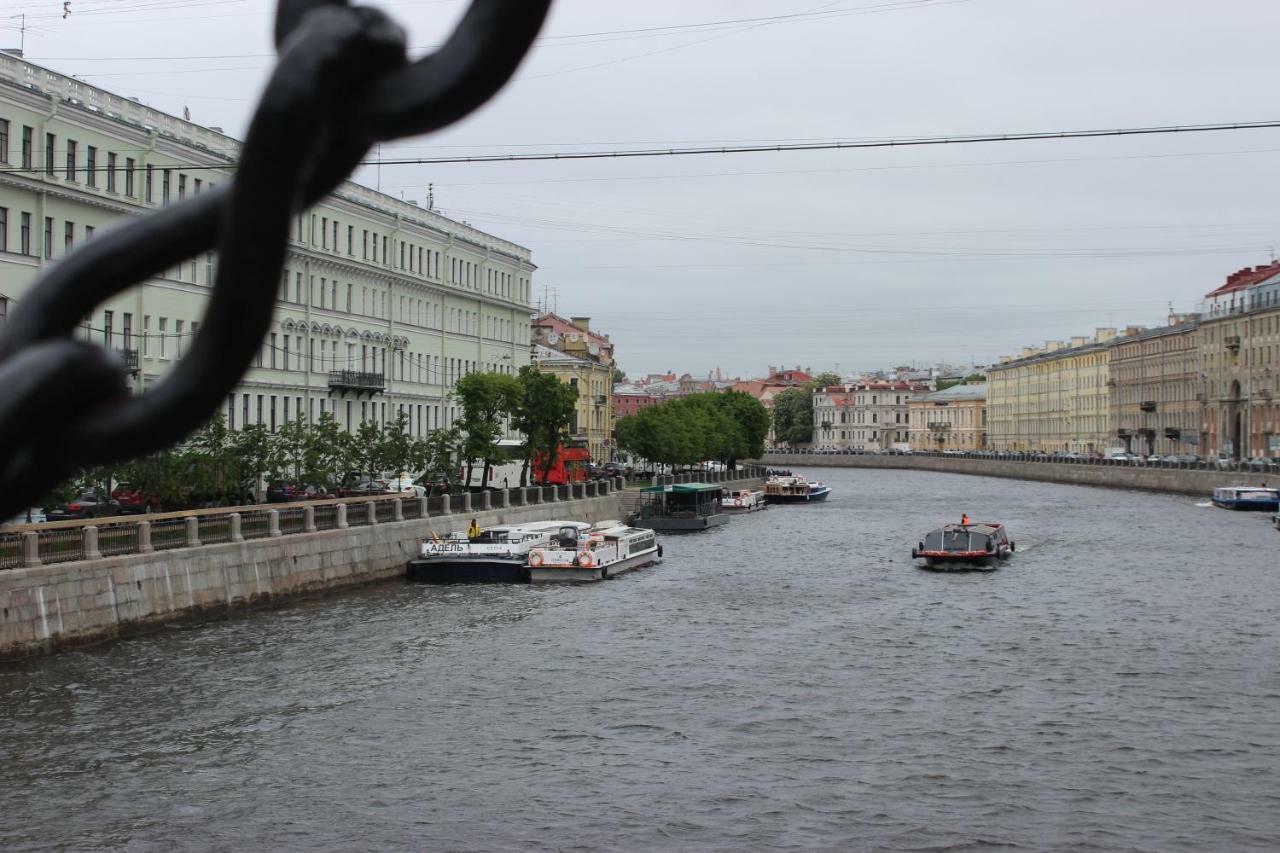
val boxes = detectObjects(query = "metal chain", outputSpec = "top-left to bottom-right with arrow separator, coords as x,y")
0,0 -> 550,522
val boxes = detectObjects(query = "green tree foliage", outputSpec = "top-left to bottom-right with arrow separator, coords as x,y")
453,372 -> 522,487
379,410 -> 415,476
511,365 -> 579,486
231,423 -> 273,502
612,366 -> 627,384
615,390 -> 770,468
771,386 -> 814,446
805,371 -> 842,391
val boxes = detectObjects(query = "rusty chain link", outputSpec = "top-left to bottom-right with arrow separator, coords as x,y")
0,0 -> 551,522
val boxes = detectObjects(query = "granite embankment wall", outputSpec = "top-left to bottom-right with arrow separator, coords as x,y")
761,453 -> 1264,496
0,494 -> 620,662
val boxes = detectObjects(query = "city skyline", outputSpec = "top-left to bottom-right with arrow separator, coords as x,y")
8,0 -> 1280,375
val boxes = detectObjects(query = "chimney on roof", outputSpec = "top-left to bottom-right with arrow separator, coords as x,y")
570,317 -> 590,332
1094,327 -> 1117,343
1070,336 -> 1089,348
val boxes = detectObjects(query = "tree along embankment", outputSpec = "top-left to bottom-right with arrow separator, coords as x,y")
759,453 -> 1269,497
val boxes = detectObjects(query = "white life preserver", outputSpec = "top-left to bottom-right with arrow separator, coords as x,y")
529,550 -> 544,567
577,550 -> 596,568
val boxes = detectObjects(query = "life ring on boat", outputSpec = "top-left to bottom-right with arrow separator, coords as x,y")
529,550 -> 544,567
577,550 -> 596,568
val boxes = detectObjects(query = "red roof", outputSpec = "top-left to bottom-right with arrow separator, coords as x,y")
1205,262 -> 1280,298
533,313 -> 612,349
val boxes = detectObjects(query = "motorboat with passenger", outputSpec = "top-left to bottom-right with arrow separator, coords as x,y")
406,520 -> 590,583
721,488 -> 766,512
912,522 -> 1014,569
762,475 -> 831,504
1211,486 -> 1280,511
527,523 -> 663,582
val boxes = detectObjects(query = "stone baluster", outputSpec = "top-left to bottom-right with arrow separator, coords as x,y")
83,525 -> 101,560
186,516 -> 202,547
228,514 -> 243,543
22,531 -> 39,567
138,520 -> 154,553
335,504 -> 348,529
304,505 -> 316,533
267,510 -> 281,538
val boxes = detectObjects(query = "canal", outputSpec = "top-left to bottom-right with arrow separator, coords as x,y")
2,468 -> 1278,851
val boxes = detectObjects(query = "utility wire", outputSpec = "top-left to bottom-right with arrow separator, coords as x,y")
362,121 -> 1280,166
11,120 -> 1280,177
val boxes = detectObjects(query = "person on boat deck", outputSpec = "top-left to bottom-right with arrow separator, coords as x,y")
961,513 -> 970,525
467,519 -> 481,540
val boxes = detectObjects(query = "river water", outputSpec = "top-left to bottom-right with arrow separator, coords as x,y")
2,468 -> 1278,851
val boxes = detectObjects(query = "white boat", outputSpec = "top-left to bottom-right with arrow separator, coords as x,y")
527,524 -> 663,583
721,488 -> 766,512
407,520 -> 590,583
1210,486 -> 1280,511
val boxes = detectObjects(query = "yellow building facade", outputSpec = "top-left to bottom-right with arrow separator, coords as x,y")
987,333 -> 1115,452
908,384 -> 987,451
531,314 -> 615,462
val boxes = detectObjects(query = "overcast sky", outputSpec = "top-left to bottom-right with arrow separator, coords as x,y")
16,0 -> 1280,378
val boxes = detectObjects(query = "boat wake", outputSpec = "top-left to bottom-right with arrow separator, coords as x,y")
1194,500 -> 1214,508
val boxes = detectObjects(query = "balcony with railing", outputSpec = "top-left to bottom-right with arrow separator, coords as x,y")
1225,335 -> 1241,351
328,370 -> 385,395
927,422 -> 952,431
1139,401 -> 1157,412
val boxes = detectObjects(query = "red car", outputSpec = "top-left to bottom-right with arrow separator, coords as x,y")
110,483 -> 161,514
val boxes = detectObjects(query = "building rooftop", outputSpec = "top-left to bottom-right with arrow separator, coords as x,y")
1204,262 -> 1280,298
923,384 -> 987,403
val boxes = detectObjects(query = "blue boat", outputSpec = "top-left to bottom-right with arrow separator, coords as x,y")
1211,486 -> 1280,511
763,475 -> 831,504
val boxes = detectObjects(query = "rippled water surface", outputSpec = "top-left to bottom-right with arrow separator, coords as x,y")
3,468 -> 1279,851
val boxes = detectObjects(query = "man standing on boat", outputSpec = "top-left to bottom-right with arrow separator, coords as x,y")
961,513 -> 970,525
467,519 -> 482,540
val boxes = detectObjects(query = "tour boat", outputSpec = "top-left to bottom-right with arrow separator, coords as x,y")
912,522 -> 1014,569
1210,486 -> 1280,511
406,520 -> 590,583
527,524 -> 663,583
721,488 -> 766,512
762,475 -> 831,504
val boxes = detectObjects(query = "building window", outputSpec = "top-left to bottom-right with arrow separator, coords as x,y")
85,225 -> 94,241
106,152 -> 117,192
122,313 -> 132,351
178,173 -> 186,199
20,125 -> 31,170
158,318 -> 168,358
65,140 -> 77,181
162,168 -> 171,203
0,118 -> 8,164
85,146 -> 97,187
145,164 -> 154,202
331,220 -> 337,250
43,216 -> 52,258
19,211 -> 30,255
347,224 -> 353,255
64,221 -> 74,253
194,177 -> 202,194
0,207 -> 6,253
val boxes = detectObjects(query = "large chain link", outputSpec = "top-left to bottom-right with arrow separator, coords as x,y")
0,0 -> 550,521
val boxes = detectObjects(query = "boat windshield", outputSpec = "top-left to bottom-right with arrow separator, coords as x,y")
926,529 -> 992,552
470,529 -> 521,543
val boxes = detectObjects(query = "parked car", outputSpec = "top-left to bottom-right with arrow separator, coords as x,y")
384,476 -> 426,497
603,461 -> 632,478
46,491 -> 122,520
1214,456 -> 1239,470
111,483 -> 161,514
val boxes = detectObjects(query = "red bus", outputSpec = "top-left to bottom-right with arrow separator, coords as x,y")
532,444 -> 593,485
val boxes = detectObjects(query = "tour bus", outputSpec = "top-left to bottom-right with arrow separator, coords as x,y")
463,439 -> 595,489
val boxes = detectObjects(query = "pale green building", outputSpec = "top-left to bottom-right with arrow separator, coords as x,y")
0,51 -> 534,440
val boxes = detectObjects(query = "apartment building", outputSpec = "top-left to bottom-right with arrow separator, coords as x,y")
908,384 -> 987,451
0,51 -> 534,439
987,333 -> 1114,452
532,314 -> 614,462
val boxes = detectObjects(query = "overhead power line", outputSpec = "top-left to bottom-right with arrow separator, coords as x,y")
361,121 -> 1280,166
8,120 -> 1280,178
